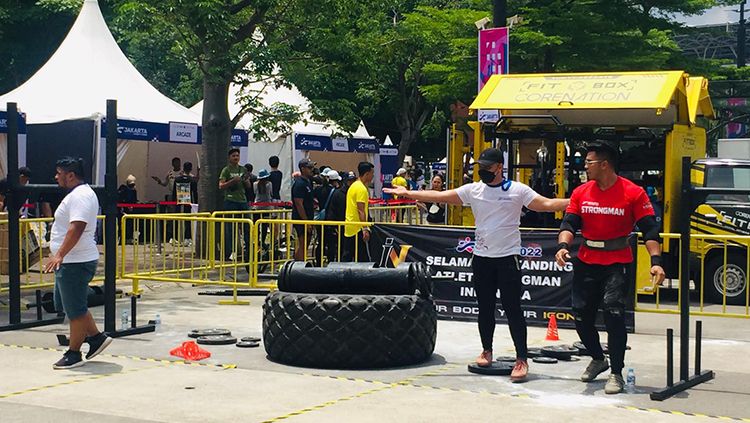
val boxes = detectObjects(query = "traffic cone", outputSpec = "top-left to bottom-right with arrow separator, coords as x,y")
170,341 -> 211,361
545,314 -> 560,341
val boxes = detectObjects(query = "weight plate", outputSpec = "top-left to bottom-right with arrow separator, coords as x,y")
541,345 -> 580,361
495,356 -> 517,363
196,335 -> 237,345
189,328 -> 231,338
468,361 -> 513,376
240,336 -> 261,343
527,347 -> 543,358
532,356 -> 558,364
573,341 -> 588,355
236,340 -> 260,348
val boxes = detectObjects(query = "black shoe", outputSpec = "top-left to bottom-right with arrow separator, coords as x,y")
85,332 -> 112,360
53,350 -> 85,370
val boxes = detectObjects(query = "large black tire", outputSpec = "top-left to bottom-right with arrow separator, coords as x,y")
263,291 -> 437,368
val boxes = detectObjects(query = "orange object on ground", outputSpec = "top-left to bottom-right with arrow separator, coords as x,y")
170,341 -> 211,361
545,314 -> 560,341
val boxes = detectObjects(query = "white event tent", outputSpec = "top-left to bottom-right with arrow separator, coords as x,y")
192,81 -> 381,201
0,0 -> 247,201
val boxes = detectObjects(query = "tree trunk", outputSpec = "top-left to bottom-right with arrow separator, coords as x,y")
199,81 -> 232,213
397,127 -> 418,167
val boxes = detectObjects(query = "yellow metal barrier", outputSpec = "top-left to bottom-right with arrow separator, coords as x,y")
635,232 -> 750,318
0,216 -> 115,294
369,204 -> 421,224
121,213 -> 257,305
251,218 -> 372,288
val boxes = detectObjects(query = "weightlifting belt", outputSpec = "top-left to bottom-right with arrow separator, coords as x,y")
583,235 -> 631,251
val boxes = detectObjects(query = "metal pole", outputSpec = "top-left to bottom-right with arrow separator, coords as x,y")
695,320 -> 702,375
667,328 -> 674,387
493,0 -> 507,28
104,100 -> 118,333
679,157 -> 692,381
7,103 -> 20,324
739,1 -> 747,67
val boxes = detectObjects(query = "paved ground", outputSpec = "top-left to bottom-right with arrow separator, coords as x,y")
1,281 -> 750,422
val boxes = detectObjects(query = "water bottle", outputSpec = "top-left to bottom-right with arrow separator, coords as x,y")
120,310 -> 129,331
155,313 -> 161,329
626,368 -> 636,394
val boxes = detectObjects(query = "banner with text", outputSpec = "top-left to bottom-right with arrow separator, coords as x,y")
370,224 -> 635,331
478,27 -> 509,92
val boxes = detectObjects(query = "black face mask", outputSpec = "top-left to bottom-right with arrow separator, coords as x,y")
478,169 -> 496,184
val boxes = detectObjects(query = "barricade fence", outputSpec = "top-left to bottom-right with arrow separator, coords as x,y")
635,232 -> 750,319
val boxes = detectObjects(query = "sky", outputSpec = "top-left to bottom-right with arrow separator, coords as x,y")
675,5 -> 740,27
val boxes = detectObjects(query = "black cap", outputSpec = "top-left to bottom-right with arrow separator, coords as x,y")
586,140 -> 619,156
298,158 -> 316,169
477,148 -> 503,166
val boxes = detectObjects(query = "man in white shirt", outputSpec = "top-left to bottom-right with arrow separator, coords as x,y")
385,147 -> 568,382
44,157 -> 111,369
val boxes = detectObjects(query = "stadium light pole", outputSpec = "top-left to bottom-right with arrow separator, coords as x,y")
494,0 -> 506,28
739,0 -> 747,67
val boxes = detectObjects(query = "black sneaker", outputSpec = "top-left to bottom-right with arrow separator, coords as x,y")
85,332 -> 112,360
53,350 -> 85,370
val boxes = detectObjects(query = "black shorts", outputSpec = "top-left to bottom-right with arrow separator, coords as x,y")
571,259 -> 629,313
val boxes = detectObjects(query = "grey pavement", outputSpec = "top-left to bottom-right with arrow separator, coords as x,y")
1,282 -> 749,422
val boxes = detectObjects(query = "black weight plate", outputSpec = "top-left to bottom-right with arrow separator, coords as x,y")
532,356 -> 558,364
573,341 -> 589,356
236,341 -> 260,348
468,361 -> 513,376
495,356 -> 517,363
189,328 -> 231,338
527,347 -> 543,358
240,336 -> 261,343
541,345 -> 579,361
196,335 -> 237,345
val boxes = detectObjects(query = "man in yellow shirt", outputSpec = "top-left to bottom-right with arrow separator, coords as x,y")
391,168 -> 408,199
344,161 -> 374,262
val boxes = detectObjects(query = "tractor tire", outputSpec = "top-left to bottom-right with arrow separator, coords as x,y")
704,252 -> 748,306
262,291 -> 437,369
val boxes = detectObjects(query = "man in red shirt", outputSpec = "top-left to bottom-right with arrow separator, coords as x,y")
555,141 -> 665,394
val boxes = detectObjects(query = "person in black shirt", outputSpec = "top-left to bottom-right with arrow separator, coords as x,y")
268,155 -> 283,201
418,174 -> 446,225
323,170 -> 346,263
292,158 -> 316,261
243,163 -> 257,204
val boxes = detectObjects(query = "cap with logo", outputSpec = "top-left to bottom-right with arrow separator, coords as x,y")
477,148 -> 504,166
327,170 -> 341,181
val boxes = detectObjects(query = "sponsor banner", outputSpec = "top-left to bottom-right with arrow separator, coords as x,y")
332,137 -> 349,152
379,147 -> 398,156
478,27 -> 509,92
369,224 -> 635,331
0,110 -> 27,134
478,109 -> 500,123
169,121 -> 199,143
231,129 -> 249,146
295,133 -> 380,153
116,118 -> 168,141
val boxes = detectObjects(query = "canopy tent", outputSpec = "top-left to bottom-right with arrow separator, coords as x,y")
0,110 -> 27,179
0,0 -> 247,201
191,82 -> 380,201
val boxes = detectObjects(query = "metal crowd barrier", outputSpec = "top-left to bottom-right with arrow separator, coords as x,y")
369,204 -> 421,224
251,218 -> 372,288
0,216 -> 115,294
635,232 -> 750,318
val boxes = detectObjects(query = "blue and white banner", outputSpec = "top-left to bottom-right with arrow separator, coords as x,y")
107,118 -> 249,146
0,110 -> 27,134
294,133 -> 379,153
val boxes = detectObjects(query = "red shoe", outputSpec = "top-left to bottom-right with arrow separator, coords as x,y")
510,359 -> 528,382
476,350 -> 492,367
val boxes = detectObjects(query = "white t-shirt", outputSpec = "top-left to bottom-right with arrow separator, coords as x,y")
50,184 -> 100,263
455,181 -> 537,258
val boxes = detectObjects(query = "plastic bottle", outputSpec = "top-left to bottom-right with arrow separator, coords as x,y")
626,368 -> 636,394
121,310 -> 129,331
155,313 -> 161,329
